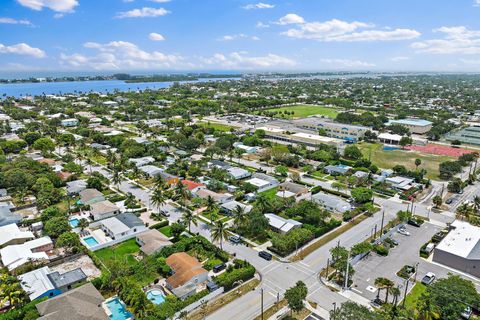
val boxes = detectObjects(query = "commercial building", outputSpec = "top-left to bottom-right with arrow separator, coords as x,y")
292,117 -> 370,141
257,126 -> 344,149
386,119 -> 432,134
433,220 -> 480,278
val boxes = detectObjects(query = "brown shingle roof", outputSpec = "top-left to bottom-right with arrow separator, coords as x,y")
166,252 -> 207,288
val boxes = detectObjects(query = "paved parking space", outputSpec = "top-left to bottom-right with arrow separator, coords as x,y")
351,223 -> 442,301
351,222 -> 480,303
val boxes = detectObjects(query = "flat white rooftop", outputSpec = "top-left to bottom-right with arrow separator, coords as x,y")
436,220 -> 480,259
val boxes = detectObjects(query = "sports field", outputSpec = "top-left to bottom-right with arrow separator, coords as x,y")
197,121 -> 238,132
264,104 -> 339,119
357,143 -> 456,180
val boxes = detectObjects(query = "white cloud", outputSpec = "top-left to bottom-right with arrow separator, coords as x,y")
149,32 -> 165,41
17,0 -> 78,12
390,56 -> 410,62
0,17 -> 32,25
256,21 -> 269,28
243,2 -> 274,10
320,58 -> 375,68
201,52 -> 295,69
115,7 -> 169,18
277,13 -> 305,25
474,0 -> 480,6
60,40 -> 182,70
411,26 -> 480,54
280,17 -> 419,41
0,43 -> 46,58
217,34 -> 260,41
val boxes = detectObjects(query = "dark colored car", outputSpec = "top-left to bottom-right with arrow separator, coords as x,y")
258,251 -> 273,261
407,219 -> 422,227
213,263 -> 226,273
446,198 -> 454,204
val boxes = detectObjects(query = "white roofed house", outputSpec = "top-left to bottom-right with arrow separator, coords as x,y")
245,173 -> 279,193
311,192 -> 352,214
129,156 -> 155,168
60,118 -> 79,127
385,176 -> 415,191
194,189 -> 233,204
0,236 -> 54,271
90,200 -> 120,221
265,213 -> 303,234
0,223 -> 34,249
100,213 -> 146,241
227,167 -> 252,180
221,201 -> 253,215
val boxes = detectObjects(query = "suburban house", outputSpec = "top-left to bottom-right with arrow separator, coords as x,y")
139,165 -> 163,178
136,229 -> 173,256
221,200 -> 253,215
129,156 -> 155,168
245,173 -> 279,192
385,176 -> 415,191
0,204 -> 21,227
181,179 -> 206,193
312,192 -> 352,214
90,200 -> 121,221
66,180 -> 87,195
79,189 -> 105,206
60,118 -> 79,127
0,236 -> 53,271
433,220 -> 480,278
265,213 -> 303,234
277,182 -> 309,199
100,213 -> 146,240
233,142 -> 258,154
19,266 -> 87,300
207,160 -> 231,170
227,167 -> 252,180
194,189 -> 233,204
0,223 -> 34,249
165,252 -> 209,300
36,283 -> 109,320
324,164 -> 352,175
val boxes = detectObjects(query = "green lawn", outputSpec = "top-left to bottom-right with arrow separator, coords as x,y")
264,104 -> 340,119
357,143 -> 455,180
159,225 -> 172,237
197,121 -> 238,132
259,187 -> 279,200
94,238 -> 140,267
404,283 -> 426,311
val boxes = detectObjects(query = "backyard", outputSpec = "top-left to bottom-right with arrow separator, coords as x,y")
357,143 -> 455,179
94,238 -> 141,268
263,104 -> 339,119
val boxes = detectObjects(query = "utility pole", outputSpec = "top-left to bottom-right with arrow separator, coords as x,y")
374,224 -> 378,239
261,288 -> 264,320
413,262 -> 420,282
402,279 -> 410,308
326,258 -> 330,280
332,302 -> 337,320
380,210 -> 385,236
344,251 -> 350,290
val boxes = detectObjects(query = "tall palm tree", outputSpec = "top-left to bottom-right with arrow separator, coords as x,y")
374,277 -> 393,303
174,181 -> 189,209
182,209 -> 198,233
153,175 -> 166,190
256,194 -> 271,213
232,205 -> 247,228
151,187 -> 166,213
111,169 -> 123,191
417,294 -> 440,320
456,203 -> 473,221
211,221 -> 229,250
389,286 -> 401,306
206,195 -> 218,213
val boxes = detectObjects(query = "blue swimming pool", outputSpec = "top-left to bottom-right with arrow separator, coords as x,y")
69,218 -> 79,228
105,297 -> 132,320
83,236 -> 99,247
383,146 -> 400,151
146,289 -> 166,305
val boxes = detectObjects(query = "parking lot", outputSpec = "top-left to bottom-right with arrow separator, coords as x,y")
350,222 -> 480,302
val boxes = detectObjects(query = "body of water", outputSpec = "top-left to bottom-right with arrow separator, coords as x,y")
0,78 -> 237,98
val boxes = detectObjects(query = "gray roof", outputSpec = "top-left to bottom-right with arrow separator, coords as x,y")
36,283 -> 108,320
209,160 -> 231,169
252,172 -> 279,184
48,268 -> 87,288
115,212 -> 144,228
312,192 -> 352,213
0,205 -> 21,227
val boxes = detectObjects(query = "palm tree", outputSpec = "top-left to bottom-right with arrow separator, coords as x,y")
153,175 -> 166,190
256,194 -> 271,213
211,221 -> 228,250
456,203 -> 473,221
182,209 -> 198,233
78,218 -> 89,231
232,205 -> 247,228
474,195 -> 480,213
374,277 -> 394,303
111,169 -> 123,191
389,286 -> 401,306
417,294 -> 440,320
174,181 -> 189,209
206,195 -> 218,213
151,187 -> 166,213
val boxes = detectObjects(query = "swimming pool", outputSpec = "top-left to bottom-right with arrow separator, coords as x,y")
105,297 -> 132,320
69,218 -> 79,228
383,146 -> 400,151
146,289 -> 166,305
83,236 -> 99,247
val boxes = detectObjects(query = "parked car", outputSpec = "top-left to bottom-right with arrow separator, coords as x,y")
408,219 -> 422,227
229,235 -> 242,244
398,226 -> 410,236
461,306 -> 472,319
446,198 -> 454,204
421,272 -> 436,285
160,210 -> 170,217
213,263 -> 226,273
258,251 -> 273,261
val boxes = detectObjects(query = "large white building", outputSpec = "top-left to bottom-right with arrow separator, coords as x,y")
433,220 -> 480,278
292,118 -> 371,141
386,119 -> 432,134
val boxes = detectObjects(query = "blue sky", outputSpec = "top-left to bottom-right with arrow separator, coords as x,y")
1,0 -> 480,73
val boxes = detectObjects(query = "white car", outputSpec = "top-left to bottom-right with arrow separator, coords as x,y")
398,228 -> 410,236
421,272 -> 436,285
